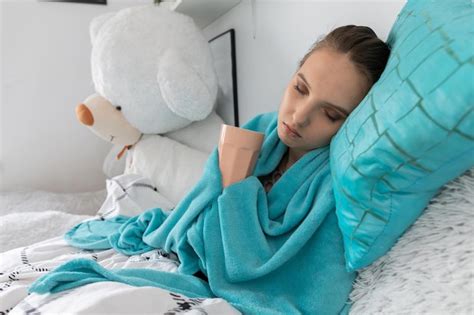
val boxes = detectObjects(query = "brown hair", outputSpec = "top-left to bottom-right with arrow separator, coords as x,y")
298,25 -> 390,86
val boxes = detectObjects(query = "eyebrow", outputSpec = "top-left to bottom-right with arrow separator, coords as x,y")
297,73 -> 350,117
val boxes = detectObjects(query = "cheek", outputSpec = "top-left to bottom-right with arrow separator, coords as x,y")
309,118 -> 340,139
332,119 -> 346,133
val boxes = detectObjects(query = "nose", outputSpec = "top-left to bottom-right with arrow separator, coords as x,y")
76,103 -> 94,126
292,104 -> 311,128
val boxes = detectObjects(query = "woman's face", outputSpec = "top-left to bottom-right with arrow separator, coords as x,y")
278,47 -> 370,155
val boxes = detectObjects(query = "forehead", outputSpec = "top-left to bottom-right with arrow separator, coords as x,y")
298,48 -> 369,111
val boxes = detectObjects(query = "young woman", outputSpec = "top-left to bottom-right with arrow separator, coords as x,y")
259,25 -> 390,192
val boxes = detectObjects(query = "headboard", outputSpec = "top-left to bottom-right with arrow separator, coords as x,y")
208,29 -> 239,127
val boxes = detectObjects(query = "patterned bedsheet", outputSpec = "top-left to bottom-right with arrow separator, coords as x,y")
0,236 -> 240,314
0,176 -> 240,314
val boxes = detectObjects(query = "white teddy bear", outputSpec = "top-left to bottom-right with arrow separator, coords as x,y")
76,4 -> 224,154
75,4 -> 226,206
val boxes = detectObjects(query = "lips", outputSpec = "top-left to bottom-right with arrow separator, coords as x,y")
283,122 -> 301,137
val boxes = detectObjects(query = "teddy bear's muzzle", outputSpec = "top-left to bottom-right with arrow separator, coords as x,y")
76,104 -> 94,126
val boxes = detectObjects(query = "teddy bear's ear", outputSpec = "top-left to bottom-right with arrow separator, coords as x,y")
89,12 -> 117,45
157,49 -> 217,121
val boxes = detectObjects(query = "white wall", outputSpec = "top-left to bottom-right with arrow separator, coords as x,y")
203,0 -> 406,126
0,0 -> 154,193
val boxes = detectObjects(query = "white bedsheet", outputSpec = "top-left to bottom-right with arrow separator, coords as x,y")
0,211 -> 92,253
13,282 -> 239,315
0,174 -> 175,252
0,189 -> 106,252
0,189 -> 107,216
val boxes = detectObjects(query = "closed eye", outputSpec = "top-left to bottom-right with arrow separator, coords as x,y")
324,110 -> 340,122
293,84 -> 305,95
293,84 -> 341,122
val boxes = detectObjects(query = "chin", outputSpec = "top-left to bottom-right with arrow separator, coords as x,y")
277,130 -> 293,148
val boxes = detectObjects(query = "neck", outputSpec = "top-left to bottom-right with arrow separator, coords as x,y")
284,147 -> 307,170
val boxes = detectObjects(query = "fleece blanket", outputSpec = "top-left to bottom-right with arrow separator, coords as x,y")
29,112 -> 356,315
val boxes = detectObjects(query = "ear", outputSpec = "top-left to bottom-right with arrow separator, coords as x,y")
157,49 -> 217,121
89,12 -> 116,45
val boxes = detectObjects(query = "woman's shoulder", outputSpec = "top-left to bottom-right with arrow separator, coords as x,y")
241,111 -> 278,134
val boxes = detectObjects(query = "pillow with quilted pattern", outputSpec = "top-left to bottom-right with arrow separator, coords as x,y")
330,0 -> 474,272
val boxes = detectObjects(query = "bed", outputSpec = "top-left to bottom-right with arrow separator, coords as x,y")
1,170 -> 472,314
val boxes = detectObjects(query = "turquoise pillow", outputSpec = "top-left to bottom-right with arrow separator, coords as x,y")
330,0 -> 474,272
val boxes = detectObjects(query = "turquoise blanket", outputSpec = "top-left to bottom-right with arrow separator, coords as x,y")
30,112 -> 355,314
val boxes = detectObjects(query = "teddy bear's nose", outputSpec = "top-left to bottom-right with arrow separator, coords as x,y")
76,103 -> 94,126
